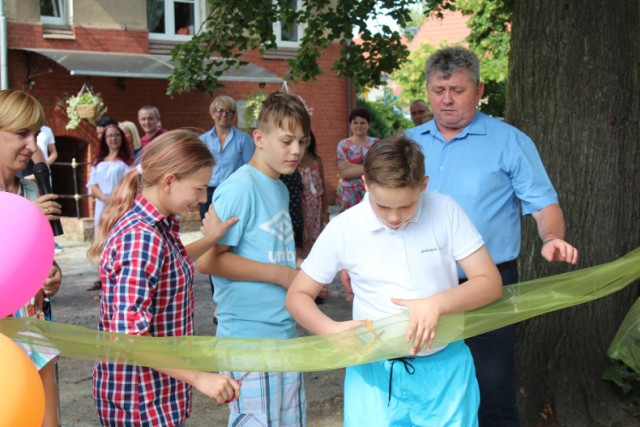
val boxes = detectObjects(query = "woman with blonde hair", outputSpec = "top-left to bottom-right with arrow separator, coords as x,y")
88,129 -> 240,426
0,89 -> 63,427
118,120 -> 142,159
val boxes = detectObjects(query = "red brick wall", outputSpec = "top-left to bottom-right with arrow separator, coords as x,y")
7,23 -> 354,207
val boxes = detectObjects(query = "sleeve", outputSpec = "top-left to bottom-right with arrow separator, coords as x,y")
507,132 -> 559,215
447,197 -> 485,261
107,228 -> 164,335
86,165 -> 97,193
300,218 -> 343,284
241,133 -> 255,164
212,180 -> 252,247
336,139 -> 348,163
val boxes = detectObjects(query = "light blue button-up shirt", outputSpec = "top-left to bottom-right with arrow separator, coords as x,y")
199,126 -> 254,187
406,111 -> 558,265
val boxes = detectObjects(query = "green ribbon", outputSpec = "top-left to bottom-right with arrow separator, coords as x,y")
1,247 -> 639,372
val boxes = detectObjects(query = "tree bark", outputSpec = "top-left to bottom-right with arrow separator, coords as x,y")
508,0 -> 640,425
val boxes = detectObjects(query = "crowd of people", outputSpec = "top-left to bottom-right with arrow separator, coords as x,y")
0,45 -> 580,427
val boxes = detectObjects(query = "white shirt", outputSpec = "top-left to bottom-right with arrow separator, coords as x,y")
36,126 -> 55,160
302,191 -> 484,321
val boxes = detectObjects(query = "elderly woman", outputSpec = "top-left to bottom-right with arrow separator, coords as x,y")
0,89 -> 62,427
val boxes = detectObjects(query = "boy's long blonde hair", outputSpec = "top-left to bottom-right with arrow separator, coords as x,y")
87,129 -> 214,262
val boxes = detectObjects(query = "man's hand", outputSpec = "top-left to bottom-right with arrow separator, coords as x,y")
541,238 -> 579,264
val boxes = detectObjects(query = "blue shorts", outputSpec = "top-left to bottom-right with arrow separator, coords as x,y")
344,341 -> 479,426
223,371 -> 306,426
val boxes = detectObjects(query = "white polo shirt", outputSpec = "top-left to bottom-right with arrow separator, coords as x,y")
301,191 -> 484,321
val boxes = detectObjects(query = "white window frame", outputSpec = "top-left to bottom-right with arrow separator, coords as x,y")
272,0 -> 306,48
148,0 -> 203,41
41,0 -> 68,26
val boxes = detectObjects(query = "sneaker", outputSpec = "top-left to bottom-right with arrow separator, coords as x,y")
54,242 -> 64,254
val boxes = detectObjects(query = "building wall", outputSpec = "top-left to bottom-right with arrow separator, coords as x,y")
6,20 -> 350,213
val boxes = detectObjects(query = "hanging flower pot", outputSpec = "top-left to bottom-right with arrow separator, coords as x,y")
65,84 -> 107,129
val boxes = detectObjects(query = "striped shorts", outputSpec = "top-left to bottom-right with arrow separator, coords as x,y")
223,371 -> 306,427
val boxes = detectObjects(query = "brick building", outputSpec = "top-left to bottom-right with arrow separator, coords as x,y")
1,0 -> 352,232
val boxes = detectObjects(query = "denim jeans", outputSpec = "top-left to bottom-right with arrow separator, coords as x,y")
464,261 -> 520,427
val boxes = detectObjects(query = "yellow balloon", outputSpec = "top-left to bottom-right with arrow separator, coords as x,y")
0,332 -> 45,427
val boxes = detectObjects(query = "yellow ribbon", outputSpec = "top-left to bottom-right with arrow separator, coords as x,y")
1,247 -> 639,372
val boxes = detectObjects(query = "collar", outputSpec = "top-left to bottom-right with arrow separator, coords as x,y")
362,193 -> 423,233
414,111 -> 488,141
133,194 -> 180,234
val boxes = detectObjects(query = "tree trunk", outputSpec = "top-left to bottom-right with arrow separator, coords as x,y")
508,0 -> 640,425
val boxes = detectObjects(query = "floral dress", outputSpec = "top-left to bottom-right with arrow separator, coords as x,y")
336,137 -> 378,212
299,160 -> 324,258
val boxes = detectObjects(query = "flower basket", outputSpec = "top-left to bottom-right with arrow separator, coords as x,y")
65,84 -> 107,130
75,103 -> 96,120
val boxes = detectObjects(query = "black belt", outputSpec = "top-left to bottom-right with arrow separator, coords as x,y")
496,259 -> 517,272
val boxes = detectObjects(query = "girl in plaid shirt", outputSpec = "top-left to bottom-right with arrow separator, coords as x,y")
88,130 -> 240,426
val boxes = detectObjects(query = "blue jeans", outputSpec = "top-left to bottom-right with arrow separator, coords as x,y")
464,261 -> 520,427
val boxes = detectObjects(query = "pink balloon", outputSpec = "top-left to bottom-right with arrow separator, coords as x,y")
0,192 -> 54,319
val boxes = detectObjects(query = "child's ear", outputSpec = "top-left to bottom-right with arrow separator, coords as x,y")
253,128 -> 264,149
161,173 -> 176,192
421,176 -> 429,192
362,176 -> 369,192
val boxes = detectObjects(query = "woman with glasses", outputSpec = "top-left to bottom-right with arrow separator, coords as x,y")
86,124 -> 133,291
198,95 -> 254,220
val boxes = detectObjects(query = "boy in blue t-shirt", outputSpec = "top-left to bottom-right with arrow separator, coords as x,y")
198,91 -> 310,426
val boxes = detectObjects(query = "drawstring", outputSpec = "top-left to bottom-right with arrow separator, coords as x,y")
387,357 -> 416,405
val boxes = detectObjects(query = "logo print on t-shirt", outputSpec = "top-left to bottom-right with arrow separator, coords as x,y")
259,209 -> 294,243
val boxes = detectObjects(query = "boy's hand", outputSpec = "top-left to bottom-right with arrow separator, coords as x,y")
391,297 -> 442,356
192,372 -> 241,405
201,204 -> 238,245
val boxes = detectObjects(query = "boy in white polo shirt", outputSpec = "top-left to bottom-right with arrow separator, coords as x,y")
286,135 -> 503,426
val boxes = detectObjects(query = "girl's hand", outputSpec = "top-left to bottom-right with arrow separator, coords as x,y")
201,204 -> 238,244
192,372 -> 241,405
34,194 -> 61,220
43,263 -> 62,297
391,297 -> 442,356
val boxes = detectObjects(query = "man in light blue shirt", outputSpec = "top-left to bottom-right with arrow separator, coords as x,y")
406,46 -> 578,427
199,95 -> 254,219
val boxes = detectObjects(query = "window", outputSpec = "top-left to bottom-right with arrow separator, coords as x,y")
273,0 -> 305,48
148,0 -> 200,40
41,0 -> 66,25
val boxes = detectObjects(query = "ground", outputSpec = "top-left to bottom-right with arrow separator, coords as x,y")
52,232 -> 350,426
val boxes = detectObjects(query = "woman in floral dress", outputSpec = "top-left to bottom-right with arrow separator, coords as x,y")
336,108 -> 379,212
299,130 -> 329,297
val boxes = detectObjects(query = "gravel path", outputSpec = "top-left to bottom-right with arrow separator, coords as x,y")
52,232 -> 350,426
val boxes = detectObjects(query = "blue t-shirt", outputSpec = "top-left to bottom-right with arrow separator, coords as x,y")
199,126 -> 254,187
406,112 -> 558,265
211,164 -> 297,339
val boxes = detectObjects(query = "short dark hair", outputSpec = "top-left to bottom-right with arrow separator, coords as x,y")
96,116 -> 118,128
364,134 -> 425,188
348,108 -> 371,123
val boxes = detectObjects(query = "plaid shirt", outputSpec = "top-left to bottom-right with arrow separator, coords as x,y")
93,195 -> 195,427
